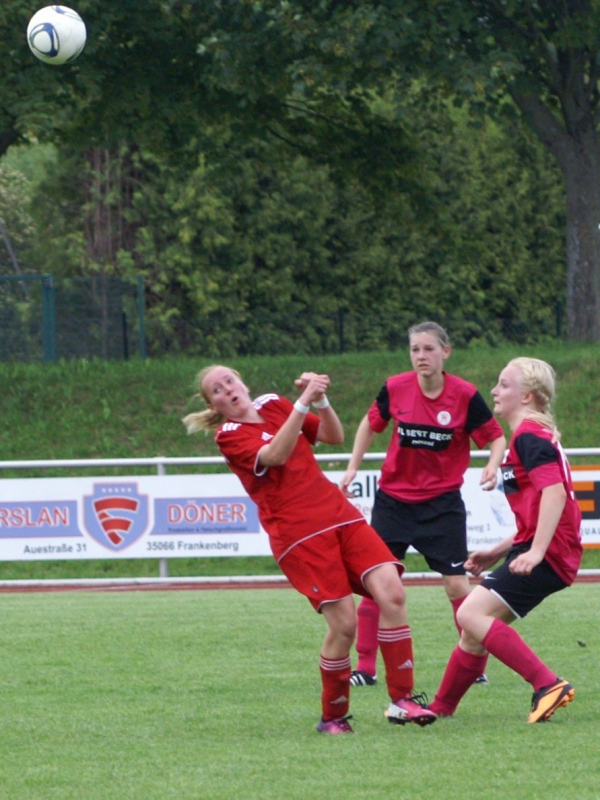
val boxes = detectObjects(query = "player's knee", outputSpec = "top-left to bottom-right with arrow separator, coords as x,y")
323,602 -> 357,642
331,617 -> 356,645
456,605 -> 486,645
365,565 -> 406,606
374,582 -> 406,616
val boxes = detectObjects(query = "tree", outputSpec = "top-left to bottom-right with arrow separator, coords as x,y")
173,1 -> 600,338
1,2 -> 424,216
25,99 -> 564,355
401,0 -> 600,339
0,1 -> 580,340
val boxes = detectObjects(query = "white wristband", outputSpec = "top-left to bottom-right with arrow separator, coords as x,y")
293,399 -> 310,414
312,396 -> 330,409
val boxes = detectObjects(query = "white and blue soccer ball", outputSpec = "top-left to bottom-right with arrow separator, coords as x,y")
27,6 -> 86,65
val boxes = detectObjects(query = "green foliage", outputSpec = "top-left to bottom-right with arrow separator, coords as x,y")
10,92 -> 565,356
0,162 -> 36,268
412,99 -> 566,343
0,164 -> 33,239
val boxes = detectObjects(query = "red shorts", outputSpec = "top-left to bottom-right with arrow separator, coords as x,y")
278,519 -> 404,612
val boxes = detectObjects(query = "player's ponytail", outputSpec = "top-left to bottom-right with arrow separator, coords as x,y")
183,407 -> 225,433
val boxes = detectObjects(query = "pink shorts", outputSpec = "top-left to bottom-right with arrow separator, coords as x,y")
278,519 -> 404,611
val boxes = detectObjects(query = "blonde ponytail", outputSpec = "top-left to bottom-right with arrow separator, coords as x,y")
183,407 -> 226,433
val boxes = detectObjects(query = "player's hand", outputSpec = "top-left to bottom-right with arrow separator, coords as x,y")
339,468 -> 357,498
294,372 -> 311,392
465,550 -> 498,576
509,550 -> 542,576
479,465 -> 498,491
295,372 -> 331,404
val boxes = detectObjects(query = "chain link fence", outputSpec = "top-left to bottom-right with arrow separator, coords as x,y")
0,273 -> 565,362
0,275 -> 145,363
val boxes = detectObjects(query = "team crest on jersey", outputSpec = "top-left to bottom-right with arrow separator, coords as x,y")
437,410 -> 452,426
83,482 -> 149,551
261,432 -> 273,441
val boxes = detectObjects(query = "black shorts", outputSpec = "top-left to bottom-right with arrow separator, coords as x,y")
370,488 -> 468,575
480,543 -> 568,619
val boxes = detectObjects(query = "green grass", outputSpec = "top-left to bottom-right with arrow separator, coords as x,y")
2,342 -> 600,464
1,550 -> 600,583
1,342 -> 600,581
0,583 -> 597,799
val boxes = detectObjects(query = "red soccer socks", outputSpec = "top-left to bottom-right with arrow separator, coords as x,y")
320,654 -> 351,721
378,624 -> 414,702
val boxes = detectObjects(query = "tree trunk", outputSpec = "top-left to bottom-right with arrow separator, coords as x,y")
512,92 -> 600,340
563,141 -> 600,340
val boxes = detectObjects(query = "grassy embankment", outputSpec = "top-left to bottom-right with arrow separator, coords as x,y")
1,340 -> 599,579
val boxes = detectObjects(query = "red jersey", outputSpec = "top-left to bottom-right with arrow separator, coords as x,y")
214,394 -> 363,562
501,419 -> 582,585
369,372 -> 503,503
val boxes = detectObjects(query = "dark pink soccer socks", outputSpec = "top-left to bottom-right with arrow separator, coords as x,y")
429,646 -> 489,716
482,618 -> 556,691
355,596 -> 380,677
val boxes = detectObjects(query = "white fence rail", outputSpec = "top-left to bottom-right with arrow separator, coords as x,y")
1,448 -> 599,473
1,450 -> 599,586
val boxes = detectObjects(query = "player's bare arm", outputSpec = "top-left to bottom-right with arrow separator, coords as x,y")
257,373 -> 331,466
479,434 -> 507,490
509,482 -> 567,576
314,404 -> 344,446
339,415 -> 377,497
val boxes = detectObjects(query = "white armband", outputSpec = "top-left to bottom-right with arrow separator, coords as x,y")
312,396 -> 330,409
293,400 -> 310,414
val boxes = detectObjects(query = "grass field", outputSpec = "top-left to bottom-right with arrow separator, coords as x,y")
0,583 -> 598,800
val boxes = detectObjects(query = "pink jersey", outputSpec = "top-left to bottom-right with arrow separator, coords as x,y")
215,394 -> 363,562
501,419 -> 582,585
368,372 -> 503,503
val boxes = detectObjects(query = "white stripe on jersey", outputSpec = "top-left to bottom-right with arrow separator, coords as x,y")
221,422 -> 241,432
254,393 -> 279,409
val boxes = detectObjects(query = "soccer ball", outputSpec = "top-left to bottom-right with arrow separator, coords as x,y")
27,5 -> 87,65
